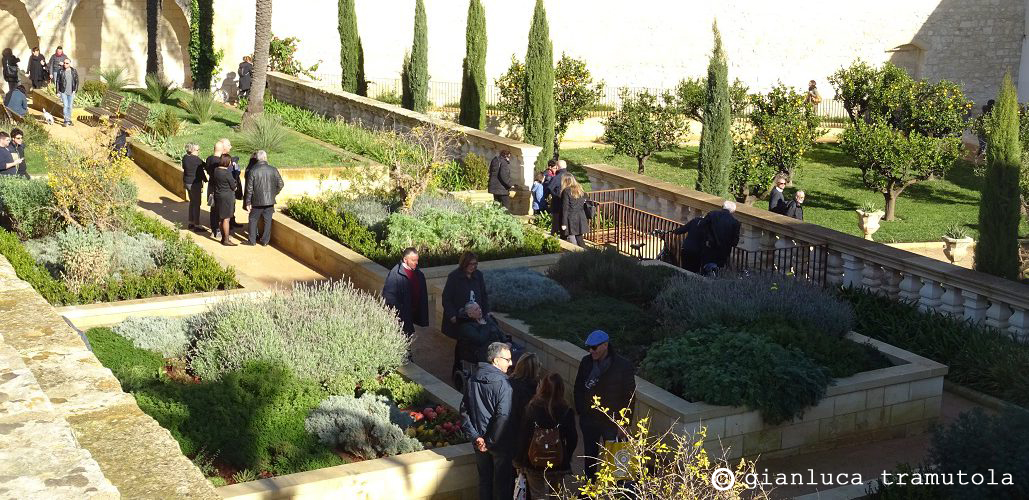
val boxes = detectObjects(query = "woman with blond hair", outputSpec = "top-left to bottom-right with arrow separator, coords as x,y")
559,175 -> 589,247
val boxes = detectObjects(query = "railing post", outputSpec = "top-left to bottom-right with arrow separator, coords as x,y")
861,262 -> 882,292
961,290 -> 989,323
841,253 -> 863,289
1008,307 -> 1028,342
740,226 -> 762,252
918,279 -> 945,313
939,285 -> 964,316
881,268 -> 902,298
898,274 -> 922,302
826,250 -> 843,288
986,301 -> 1013,331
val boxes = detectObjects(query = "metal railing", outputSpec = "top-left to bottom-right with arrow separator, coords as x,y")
586,188 -> 635,207
728,244 -> 829,286
583,201 -> 685,265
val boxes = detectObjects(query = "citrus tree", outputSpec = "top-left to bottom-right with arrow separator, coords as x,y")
602,90 -> 688,174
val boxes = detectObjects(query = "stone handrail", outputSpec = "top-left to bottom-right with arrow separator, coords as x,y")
265,71 -> 542,214
584,163 -> 1029,340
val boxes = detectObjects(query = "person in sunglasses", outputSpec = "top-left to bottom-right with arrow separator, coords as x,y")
573,330 -> 635,482
768,174 -> 788,215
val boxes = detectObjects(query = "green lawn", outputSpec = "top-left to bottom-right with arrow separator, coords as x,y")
17,121 -> 61,175
124,90 -> 364,168
561,144 -> 1029,243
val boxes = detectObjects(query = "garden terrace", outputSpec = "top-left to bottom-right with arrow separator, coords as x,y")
584,163 -> 1029,342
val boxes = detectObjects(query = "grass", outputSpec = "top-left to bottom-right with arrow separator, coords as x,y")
121,89 -> 362,168
15,120 -> 62,175
561,144 -> 1029,243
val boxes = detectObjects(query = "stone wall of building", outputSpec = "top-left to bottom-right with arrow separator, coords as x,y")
1,0 -> 1024,103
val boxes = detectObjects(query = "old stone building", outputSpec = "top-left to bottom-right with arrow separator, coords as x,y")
1,0 -> 1026,104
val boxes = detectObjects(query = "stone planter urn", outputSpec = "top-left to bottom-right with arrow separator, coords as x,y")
942,236 -> 974,265
855,209 -> 885,241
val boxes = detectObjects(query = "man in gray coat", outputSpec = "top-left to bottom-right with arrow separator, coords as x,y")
461,342 -> 515,500
242,150 -> 284,246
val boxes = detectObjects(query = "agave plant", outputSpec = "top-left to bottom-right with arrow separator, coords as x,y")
98,68 -> 129,93
181,90 -> 216,124
238,114 -> 289,153
141,73 -> 177,104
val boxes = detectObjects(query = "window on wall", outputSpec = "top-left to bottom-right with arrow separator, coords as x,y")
887,44 -> 925,80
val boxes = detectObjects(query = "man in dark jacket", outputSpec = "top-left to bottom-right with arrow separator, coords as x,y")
243,150 -> 285,246
544,160 -> 569,235
8,128 -> 26,178
47,47 -> 68,83
768,176 -> 787,215
700,200 -> 742,269
671,216 -> 706,273
461,342 -> 515,500
785,190 -> 805,221
573,330 -> 635,482
54,58 -> 78,127
382,247 -> 429,336
488,149 -> 514,211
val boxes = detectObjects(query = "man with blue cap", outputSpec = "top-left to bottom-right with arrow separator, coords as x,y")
573,330 -> 636,482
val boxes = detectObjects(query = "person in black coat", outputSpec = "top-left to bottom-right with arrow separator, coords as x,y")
768,176 -> 788,215
559,174 -> 589,248
574,330 -> 635,482
27,47 -> 47,89
671,216 -> 707,273
700,200 -> 742,269
785,190 -> 805,221
381,247 -> 429,336
237,56 -> 254,100
181,143 -> 207,232
8,128 -> 26,178
210,154 -> 238,246
545,160 -> 569,235
442,252 -> 490,338
488,149 -> 514,211
460,342 -> 515,500
514,372 -> 578,498
1,49 -> 19,95
456,302 -> 506,366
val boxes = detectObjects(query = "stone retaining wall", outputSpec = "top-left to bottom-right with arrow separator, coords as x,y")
0,256 -> 218,499
494,313 -> 947,460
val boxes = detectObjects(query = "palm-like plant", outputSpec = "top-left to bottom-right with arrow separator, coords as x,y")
99,68 -> 128,93
181,90 -> 216,124
142,73 -> 177,104
242,0 -> 273,123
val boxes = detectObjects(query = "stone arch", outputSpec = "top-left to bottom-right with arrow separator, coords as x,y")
160,0 -> 192,86
0,0 -> 40,57
887,42 -> 926,80
68,0 -> 104,76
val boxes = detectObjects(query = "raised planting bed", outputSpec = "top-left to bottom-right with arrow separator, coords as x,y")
483,249 -> 947,460
283,191 -> 562,269
84,281 -> 475,497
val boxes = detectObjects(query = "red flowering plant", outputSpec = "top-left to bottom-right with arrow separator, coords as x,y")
404,404 -> 468,448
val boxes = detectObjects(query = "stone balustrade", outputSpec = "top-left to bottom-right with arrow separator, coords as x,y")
265,72 -> 542,215
584,163 -> 1029,341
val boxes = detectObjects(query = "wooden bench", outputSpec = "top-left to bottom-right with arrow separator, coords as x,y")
1,104 -> 22,124
84,91 -> 124,122
120,101 -> 151,132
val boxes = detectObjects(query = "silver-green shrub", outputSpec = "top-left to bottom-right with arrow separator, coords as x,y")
410,193 -> 468,218
654,272 -> 854,338
26,226 -> 165,287
113,316 -> 190,358
0,177 -> 64,239
385,202 -> 525,255
484,268 -> 570,312
190,281 -> 410,385
304,393 -> 423,459
340,198 -> 392,228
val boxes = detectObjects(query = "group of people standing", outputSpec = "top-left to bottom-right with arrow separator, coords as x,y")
3,46 -> 76,125
0,127 -> 26,177
180,138 -> 285,246
768,174 -> 805,221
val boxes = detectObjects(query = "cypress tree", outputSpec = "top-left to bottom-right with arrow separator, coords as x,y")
402,0 -> 429,112
523,0 -> 555,170
696,21 -> 732,197
975,73 -> 1022,279
188,0 -> 200,85
459,0 -> 487,129
195,0 -> 215,89
338,0 -> 362,95
357,38 -> 367,97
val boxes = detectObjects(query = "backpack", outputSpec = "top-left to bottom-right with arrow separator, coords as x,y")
527,409 -> 568,468
583,200 -> 597,220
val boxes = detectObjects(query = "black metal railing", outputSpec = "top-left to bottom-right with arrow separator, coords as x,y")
728,244 -> 829,286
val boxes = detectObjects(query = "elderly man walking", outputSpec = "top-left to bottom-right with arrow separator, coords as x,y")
243,150 -> 284,246
461,341 -> 515,500
382,247 -> 429,337
573,330 -> 636,482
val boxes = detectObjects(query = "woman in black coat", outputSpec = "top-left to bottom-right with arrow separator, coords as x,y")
442,251 -> 490,338
237,56 -> 254,99
181,143 -> 207,232
559,175 -> 589,248
514,372 -> 578,498
210,154 -> 238,246
27,47 -> 47,89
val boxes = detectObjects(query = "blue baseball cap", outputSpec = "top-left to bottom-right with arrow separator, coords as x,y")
585,330 -> 610,347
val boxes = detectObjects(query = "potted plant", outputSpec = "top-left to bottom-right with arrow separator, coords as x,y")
855,201 -> 886,241
942,223 -> 973,265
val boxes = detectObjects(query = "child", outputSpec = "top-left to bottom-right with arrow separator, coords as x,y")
531,171 -> 547,214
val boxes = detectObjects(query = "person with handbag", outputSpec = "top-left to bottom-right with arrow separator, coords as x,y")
559,174 -> 589,248
209,154 -> 239,246
514,372 -> 577,498
573,330 -> 635,482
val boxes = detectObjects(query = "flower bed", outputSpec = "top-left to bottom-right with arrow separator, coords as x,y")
284,192 -> 560,268
86,281 -> 467,487
494,249 -> 890,424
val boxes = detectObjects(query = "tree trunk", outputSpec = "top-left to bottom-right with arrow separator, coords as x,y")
884,191 -> 897,221
637,156 -> 647,174
552,133 -> 562,161
146,0 -> 164,77
243,0 -> 272,123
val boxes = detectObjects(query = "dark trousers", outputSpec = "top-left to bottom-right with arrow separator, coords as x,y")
186,182 -> 203,226
209,201 -> 219,233
493,193 -> 511,212
566,234 -> 585,248
550,209 -> 561,235
581,420 -> 618,483
475,448 -> 515,500
248,205 -> 274,245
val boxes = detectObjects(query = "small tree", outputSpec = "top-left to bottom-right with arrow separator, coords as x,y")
45,131 -> 137,230
696,21 -> 733,198
459,0 -> 487,129
494,56 -> 526,125
745,84 -> 822,181
268,35 -> 319,79
338,0 -> 363,94
523,0 -> 555,169
385,123 -> 463,211
603,90 -> 688,174
402,0 -> 429,113
674,76 -> 750,122
975,74 -> 1022,279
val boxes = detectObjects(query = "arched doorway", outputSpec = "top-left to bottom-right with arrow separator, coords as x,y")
69,0 -> 104,77
160,0 -> 192,86
0,0 -> 40,59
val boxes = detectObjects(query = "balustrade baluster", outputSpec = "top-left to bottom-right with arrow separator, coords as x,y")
1007,307 -> 1028,342
826,250 -> 843,288
861,263 -> 882,292
960,290 -> 989,323
918,279 -> 944,313
841,253 -> 863,288
939,285 -> 964,316
986,301 -> 1013,331
740,226 -> 762,252
881,268 -> 902,298
898,274 -> 922,302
